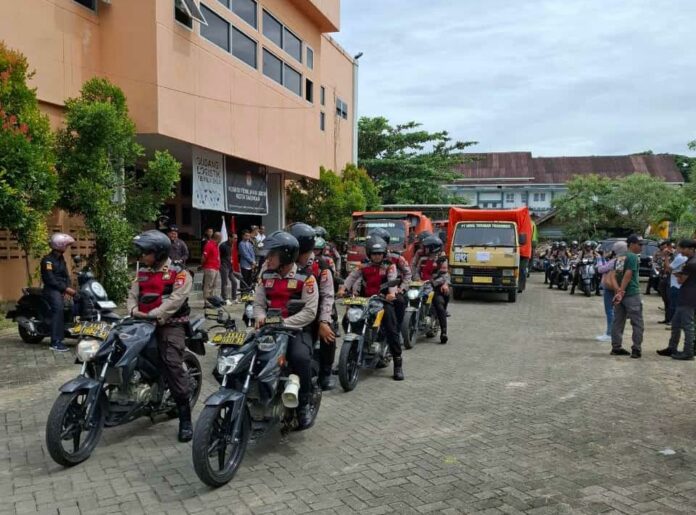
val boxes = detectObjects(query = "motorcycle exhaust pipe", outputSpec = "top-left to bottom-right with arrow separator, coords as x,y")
281,374 -> 300,408
16,316 -> 37,335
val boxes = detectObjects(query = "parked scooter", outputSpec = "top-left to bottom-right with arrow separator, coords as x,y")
6,255 -> 118,344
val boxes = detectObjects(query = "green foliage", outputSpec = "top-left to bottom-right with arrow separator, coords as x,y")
552,174 -> 615,241
0,41 -> 57,281
286,165 -> 380,239
358,116 -> 477,204
609,174 -> 672,233
56,78 -> 181,302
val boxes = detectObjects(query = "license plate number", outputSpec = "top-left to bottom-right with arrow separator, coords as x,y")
211,331 -> 247,346
473,276 -> 493,284
72,321 -> 110,339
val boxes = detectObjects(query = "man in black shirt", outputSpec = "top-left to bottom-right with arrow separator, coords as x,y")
219,233 -> 239,303
661,240 -> 696,360
167,225 -> 189,264
41,233 -> 77,352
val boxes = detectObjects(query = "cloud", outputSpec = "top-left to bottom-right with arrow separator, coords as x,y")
333,0 -> 696,156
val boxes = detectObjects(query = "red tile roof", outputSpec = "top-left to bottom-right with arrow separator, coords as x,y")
453,152 -> 684,184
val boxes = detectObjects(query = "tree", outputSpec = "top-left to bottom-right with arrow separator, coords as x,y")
357,116 -> 477,204
0,41 -> 58,283
286,165 -> 380,239
609,174 -> 671,233
56,78 -> 181,302
653,187 -> 696,238
552,174 -> 615,241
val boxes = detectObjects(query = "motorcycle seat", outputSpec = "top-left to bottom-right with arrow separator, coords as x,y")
24,287 -> 43,296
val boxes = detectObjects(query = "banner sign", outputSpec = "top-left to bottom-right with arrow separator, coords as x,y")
226,167 -> 268,215
192,147 -> 226,212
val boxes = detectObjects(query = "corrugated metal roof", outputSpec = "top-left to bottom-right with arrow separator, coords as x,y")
454,152 -> 683,184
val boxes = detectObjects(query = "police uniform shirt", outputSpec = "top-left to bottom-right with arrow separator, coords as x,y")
253,263 -> 319,329
306,256 -> 335,323
41,252 -> 70,293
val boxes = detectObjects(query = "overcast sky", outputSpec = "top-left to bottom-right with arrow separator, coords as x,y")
333,0 -> 696,157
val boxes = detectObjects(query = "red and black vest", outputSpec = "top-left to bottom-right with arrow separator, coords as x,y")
361,263 -> 390,296
262,269 -> 308,317
137,267 -> 190,318
418,258 -> 437,281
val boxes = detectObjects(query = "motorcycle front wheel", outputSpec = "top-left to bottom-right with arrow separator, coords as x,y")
45,390 -> 105,467
18,324 -> 44,344
401,311 -> 416,349
338,339 -> 360,392
192,403 -> 250,488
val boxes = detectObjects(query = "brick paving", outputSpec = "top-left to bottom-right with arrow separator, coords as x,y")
2,276 -> 696,514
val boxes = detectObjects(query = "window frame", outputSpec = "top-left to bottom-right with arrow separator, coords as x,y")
283,62 -> 302,97
199,3 -> 231,52
175,1 -> 194,30
505,193 -> 515,204
231,0 -> 258,29
306,46 -> 314,70
320,86 -> 325,106
305,78 -> 314,103
320,111 -> 326,131
262,47 -> 283,85
336,98 -> 348,119
283,26 -> 302,64
73,0 -> 97,12
262,9 -> 283,48
231,25 -> 258,69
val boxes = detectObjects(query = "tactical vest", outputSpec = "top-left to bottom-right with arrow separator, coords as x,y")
262,270 -> 307,317
419,258 -> 437,281
361,263 -> 390,296
137,268 -> 190,318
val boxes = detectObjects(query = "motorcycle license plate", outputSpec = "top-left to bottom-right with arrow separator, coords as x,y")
71,321 -> 110,339
265,315 -> 283,325
211,331 -> 247,346
473,276 -> 493,284
426,292 -> 435,304
240,294 -> 254,302
343,297 -> 368,306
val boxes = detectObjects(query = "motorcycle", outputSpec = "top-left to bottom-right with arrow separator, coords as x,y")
401,281 -> 439,349
240,289 -> 256,328
553,259 -> 572,291
6,255 -> 119,344
338,293 -> 392,392
45,299 -> 206,467
578,258 -> 596,297
192,300 -> 322,487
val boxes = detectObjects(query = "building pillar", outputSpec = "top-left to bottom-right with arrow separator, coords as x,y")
263,172 -> 285,232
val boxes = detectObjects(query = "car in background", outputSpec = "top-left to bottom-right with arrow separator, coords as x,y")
597,238 -> 659,278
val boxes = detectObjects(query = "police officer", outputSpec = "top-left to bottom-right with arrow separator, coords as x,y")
413,236 -> 450,344
369,228 -> 412,336
289,223 -> 338,391
409,231 -> 434,271
570,241 -> 597,295
127,230 -> 194,442
41,233 -> 77,352
254,231 -> 319,429
341,236 -> 404,381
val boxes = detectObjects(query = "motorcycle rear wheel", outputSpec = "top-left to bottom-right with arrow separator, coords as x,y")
192,404 -> 250,488
45,390 -> 105,467
18,324 -> 44,344
338,339 -> 360,392
167,352 -> 204,418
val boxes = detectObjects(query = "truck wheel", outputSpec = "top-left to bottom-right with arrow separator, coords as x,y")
507,290 -> 517,303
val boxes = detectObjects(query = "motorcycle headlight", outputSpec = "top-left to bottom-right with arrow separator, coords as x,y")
90,282 -> 107,299
347,307 -> 363,323
453,268 -> 464,275
76,338 -> 100,362
257,335 -> 276,352
245,304 -> 254,319
217,353 -> 244,375
407,289 -> 419,300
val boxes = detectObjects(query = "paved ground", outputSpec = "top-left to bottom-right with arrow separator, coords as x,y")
3,275 -> 696,514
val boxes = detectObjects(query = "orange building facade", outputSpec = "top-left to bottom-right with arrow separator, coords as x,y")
0,0 -> 356,300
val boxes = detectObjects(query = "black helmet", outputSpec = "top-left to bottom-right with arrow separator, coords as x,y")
560,241 -> 568,249
422,235 -> 443,255
314,226 -> 328,239
571,240 -> 579,247
583,240 -> 592,249
365,236 -> 388,256
552,242 -> 559,249
133,230 -> 171,262
287,222 -> 316,253
263,230 -> 299,266
416,231 -> 433,243
369,227 -> 391,245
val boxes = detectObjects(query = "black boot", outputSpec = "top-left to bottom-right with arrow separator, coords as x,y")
177,401 -> 193,442
319,366 -> 336,391
393,357 -> 404,381
297,394 -> 314,430
440,333 -> 448,344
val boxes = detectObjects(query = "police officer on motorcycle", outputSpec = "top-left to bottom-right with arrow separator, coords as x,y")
288,223 -> 338,391
128,230 -> 194,442
414,236 -> 450,344
570,241 -> 596,295
341,236 -> 404,381
41,233 -> 77,352
253,231 -> 319,429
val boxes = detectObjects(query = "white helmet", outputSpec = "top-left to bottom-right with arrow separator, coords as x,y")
49,233 -> 75,251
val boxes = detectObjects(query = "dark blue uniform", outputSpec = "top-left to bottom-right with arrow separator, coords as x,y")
41,251 -> 70,345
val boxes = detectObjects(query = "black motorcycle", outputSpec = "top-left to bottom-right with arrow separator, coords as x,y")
6,255 -> 118,344
401,281 -> 439,349
550,258 -> 572,290
191,300 -> 322,487
45,303 -> 206,467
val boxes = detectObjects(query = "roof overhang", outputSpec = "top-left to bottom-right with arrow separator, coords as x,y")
290,0 -> 339,32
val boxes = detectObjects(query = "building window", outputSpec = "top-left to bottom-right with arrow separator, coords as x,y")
306,47 -> 314,70
232,0 -> 257,28
320,86 -> 325,106
521,192 -> 528,204
305,79 -> 314,103
283,63 -> 302,96
283,27 -> 302,63
232,26 -> 257,68
74,0 -> 96,10
200,4 -> 230,52
262,10 -> 282,47
262,48 -> 282,85
320,112 -> 325,131
533,192 -> 546,202
336,98 -> 348,119
505,193 -> 515,203
175,0 -> 193,28
217,0 -> 229,7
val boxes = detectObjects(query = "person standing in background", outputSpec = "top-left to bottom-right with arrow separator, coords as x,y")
608,235 -> 644,359
219,233 -> 238,304
201,232 -> 221,306
255,225 -> 266,245
200,227 -> 213,255
167,225 -> 189,265
239,229 -> 256,289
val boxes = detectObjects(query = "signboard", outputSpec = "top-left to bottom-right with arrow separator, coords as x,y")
192,147 -> 226,212
226,167 -> 268,215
